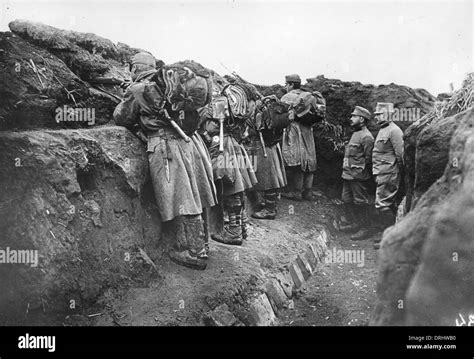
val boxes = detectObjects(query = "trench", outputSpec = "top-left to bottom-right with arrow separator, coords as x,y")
0,129 -> 380,327
47,183 -> 379,327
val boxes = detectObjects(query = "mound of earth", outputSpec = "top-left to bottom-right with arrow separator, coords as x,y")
0,126 -> 162,325
2,20 -> 164,131
371,74 -> 474,326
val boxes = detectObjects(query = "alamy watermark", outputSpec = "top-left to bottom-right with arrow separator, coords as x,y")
55,106 -> 96,125
378,107 -> 421,122
18,334 -> 55,352
325,247 -> 365,267
215,152 -> 257,172
0,247 -> 38,267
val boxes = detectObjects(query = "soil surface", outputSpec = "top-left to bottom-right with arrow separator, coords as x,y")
18,188 -> 380,326
35,191 -> 334,326
280,230 -> 380,326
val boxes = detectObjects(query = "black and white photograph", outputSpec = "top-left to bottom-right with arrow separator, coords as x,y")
0,0 -> 473,354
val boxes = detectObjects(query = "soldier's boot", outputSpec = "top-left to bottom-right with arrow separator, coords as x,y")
389,203 -> 398,221
254,190 -> 266,209
201,208 -> 210,258
302,173 -> 314,201
169,215 -> 207,270
239,194 -> 249,239
241,207 -> 249,239
373,209 -> 394,250
281,190 -> 302,201
211,195 -> 243,246
235,196 -> 244,239
340,203 -> 360,232
302,189 -> 314,202
252,190 -> 277,220
378,207 -> 396,229
350,204 -> 372,241
386,208 -> 396,226
373,234 -> 383,250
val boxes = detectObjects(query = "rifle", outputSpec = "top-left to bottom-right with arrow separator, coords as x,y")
89,77 -> 132,103
88,77 -> 132,89
161,108 -> 191,143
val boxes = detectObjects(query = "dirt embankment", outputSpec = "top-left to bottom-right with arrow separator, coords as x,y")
0,127 -> 162,325
372,74 -> 474,326
0,19 -> 443,325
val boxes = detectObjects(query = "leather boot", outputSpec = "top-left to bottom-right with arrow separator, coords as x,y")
169,249 -> 207,270
350,204 -> 372,241
201,209 -> 210,259
252,190 -> 277,220
241,206 -> 249,239
281,190 -> 302,201
302,173 -> 314,201
302,189 -> 314,201
373,234 -> 383,250
340,203 -> 360,232
211,194 -> 243,245
235,193 -> 248,240
377,207 -> 395,229
389,203 -> 398,222
169,215 -> 207,270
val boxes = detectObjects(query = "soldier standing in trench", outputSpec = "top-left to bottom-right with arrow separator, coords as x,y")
372,102 -> 404,246
199,83 -> 258,245
113,52 -> 217,270
280,74 -> 319,201
244,98 -> 288,220
339,106 -> 375,241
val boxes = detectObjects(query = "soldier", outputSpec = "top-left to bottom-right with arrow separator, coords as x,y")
339,106 -> 375,241
244,97 -> 288,220
372,102 -> 404,231
113,52 -> 217,270
199,83 -> 258,245
280,74 -> 319,201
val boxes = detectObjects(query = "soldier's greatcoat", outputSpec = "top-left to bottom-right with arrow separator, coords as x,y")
113,71 -> 217,221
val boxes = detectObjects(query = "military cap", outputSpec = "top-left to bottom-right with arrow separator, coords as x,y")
351,106 -> 372,120
374,102 -> 395,115
285,74 -> 302,83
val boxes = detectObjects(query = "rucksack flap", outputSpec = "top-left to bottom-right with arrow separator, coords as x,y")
261,98 -> 291,131
160,64 -> 212,112
254,97 -> 290,146
293,90 -> 326,125
312,90 -> 326,106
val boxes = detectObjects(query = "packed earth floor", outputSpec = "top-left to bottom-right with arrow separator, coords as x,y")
20,188 -> 379,326
280,230 -> 378,326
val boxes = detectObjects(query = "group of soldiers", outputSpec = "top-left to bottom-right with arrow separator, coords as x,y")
340,104 -> 404,247
113,52 -> 403,270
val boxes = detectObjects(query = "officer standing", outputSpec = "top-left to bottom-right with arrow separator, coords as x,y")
372,102 -> 404,230
340,106 -> 375,241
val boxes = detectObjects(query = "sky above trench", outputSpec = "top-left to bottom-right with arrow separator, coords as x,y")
1,0 -> 473,96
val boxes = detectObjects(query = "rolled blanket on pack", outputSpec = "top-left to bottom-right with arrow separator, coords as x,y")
222,84 -> 248,118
